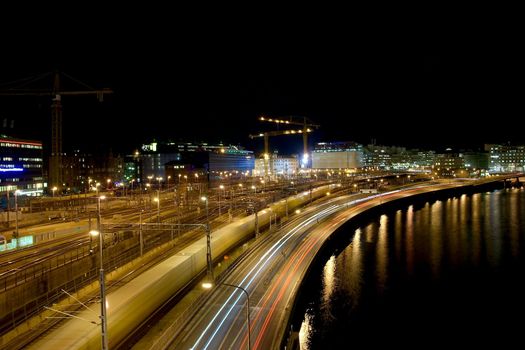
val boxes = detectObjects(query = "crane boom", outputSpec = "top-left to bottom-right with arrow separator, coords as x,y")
0,71 -> 113,190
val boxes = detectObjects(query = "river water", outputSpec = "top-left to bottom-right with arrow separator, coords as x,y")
295,188 -> 525,349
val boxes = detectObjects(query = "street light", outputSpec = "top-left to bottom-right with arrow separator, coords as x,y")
157,177 -> 163,190
201,196 -> 212,280
52,186 -> 57,198
90,194 -> 108,350
202,281 -> 251,350
201,196 -> 209,225
153,195 -> 160,223
167,175 -> 171,189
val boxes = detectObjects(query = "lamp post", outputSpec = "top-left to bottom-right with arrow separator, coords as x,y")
89,194 -> 107,350
201,196 -> 209,227
167,175 -> 171,189
52,186 -> 57,198
217,186 -> 223,217
201,196 -> 212,280
157,177 -> 163,191
203,282 -> 251,350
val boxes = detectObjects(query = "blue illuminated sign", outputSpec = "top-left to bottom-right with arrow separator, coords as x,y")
0,168 -> 24,172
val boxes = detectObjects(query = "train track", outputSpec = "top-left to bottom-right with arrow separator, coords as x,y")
3,210 -> 243,350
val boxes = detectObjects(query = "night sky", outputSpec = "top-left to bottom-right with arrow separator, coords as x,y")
1,24 -> 523,156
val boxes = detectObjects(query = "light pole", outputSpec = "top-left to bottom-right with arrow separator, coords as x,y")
201,196 -> 209,226
89,194 -> 107,350
157,177 -> 163,191
14,190 -> 21,240
167,175 -> 171,189
201,196 -> 213,280
52,186 -> 57,198
217,186 -> 223,217
203,282 -> 251,350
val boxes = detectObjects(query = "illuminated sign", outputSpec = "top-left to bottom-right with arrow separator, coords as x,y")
0,168 -> 23,172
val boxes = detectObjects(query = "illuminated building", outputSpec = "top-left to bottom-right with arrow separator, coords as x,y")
164,145 -> 255,182
312,142 -> 363,169
138,141 -> 254,183
0,135 -> 44,196
254,153 -> 298,176
433,148 -> 465,177
61,150 -> 124,192
486,144 -> 525,173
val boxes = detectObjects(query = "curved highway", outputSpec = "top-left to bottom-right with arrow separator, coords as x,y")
168,182 -> 465,349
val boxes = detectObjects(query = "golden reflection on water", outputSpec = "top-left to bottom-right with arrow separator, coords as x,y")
470,193 -> 481,265
395,210 -> 402,264
299,311 -> 312,350
405,205 -> 415,275
345,229 -> 363,303
448,197 -> 460,268
376,215 -> 388,291
322,255 -> 336,306
509,189 -> 520,258
299,189 -> 525,349
429,200 -> 443,277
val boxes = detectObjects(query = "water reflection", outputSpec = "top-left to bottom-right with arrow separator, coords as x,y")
376,215 -> 388,292
298,189 -> 525,349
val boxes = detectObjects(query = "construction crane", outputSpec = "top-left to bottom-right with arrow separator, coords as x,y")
0,71 -> 113,192
249,116 -> 319,176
